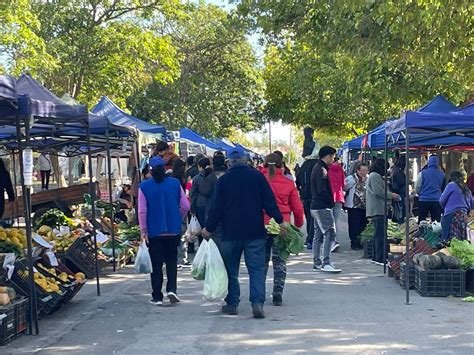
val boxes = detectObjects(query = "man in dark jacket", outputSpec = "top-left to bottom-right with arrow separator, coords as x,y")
310,146 -> 341,273
0,159 -> 14,221
390,155 -> 406,222
296,148 -> 318,248
202,146 -> 284,319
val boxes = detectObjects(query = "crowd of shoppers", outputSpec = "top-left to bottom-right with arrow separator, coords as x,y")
135,128 -> 472,320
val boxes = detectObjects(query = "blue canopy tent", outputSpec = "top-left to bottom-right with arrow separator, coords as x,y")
212,138 -> 235,151
384,99 -> 474,305
92,96 -> 166,137
343,135 -> 365,150
0,75 -> 106,311
368,95 -> 458,150
179,127 -> 225,152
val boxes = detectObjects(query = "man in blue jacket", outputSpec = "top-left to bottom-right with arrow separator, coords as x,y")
415,155 -> 446,222
202,146 -> 284,319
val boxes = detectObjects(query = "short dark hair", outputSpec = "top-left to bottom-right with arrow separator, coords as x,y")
186,156 -> 195,166
213,151 -> 225,157
155,141 -> 169,152
318,146 -> 336,159
213,155 -> 227,170
151,165 -> 166,183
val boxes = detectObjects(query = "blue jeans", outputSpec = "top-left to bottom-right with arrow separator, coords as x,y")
219,238 -> 266,306
441,212 -> 454,241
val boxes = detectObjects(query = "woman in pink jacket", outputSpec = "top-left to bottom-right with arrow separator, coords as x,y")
328,157 -> 345,252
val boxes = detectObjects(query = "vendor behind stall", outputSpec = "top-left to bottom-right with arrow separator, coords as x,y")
0,158 -> 15,222
439,171 -> 473,242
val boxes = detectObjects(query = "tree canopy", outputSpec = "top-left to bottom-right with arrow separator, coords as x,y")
127,3 -> 265,136
236,0 -> 473,134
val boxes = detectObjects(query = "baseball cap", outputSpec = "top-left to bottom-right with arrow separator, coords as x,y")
226,146 -> 247,160
149,156 -> 166,169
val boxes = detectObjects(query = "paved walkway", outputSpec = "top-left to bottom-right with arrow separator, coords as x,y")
5,215 -> 474,354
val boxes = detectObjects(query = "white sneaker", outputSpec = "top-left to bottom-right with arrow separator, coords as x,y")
149,299 -> 163,306
313,264 -> 322,271
371,261 -> 384,266
167,292 -> 181,303
331,242 -> 340,252
321,264 -> 342,273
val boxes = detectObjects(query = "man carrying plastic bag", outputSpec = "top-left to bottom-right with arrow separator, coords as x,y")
192,239 -> 228,301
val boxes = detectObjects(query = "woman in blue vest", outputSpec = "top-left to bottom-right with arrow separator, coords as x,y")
138,157 -> 190,306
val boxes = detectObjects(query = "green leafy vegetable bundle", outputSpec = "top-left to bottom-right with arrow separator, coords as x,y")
119,225 -> 140,241
0,240 -> 24,257
272,222 -> 305,261
358,222 -> 374,243
448,238 -> 474,269
35,209 -> 74,228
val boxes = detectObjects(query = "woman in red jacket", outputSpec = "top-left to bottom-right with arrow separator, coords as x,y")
262,153 -> 304,306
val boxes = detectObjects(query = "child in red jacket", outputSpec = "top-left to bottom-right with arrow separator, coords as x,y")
262,153 -> 304,306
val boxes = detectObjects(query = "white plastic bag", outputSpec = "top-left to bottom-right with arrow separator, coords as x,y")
191,241 -> 208,280
203,239 -> 228,302
134,240 -> 153,274
188,215 -> 202,235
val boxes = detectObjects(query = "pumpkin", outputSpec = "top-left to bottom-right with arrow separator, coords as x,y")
442,256 -> 461,269
419,254 -> 443,270
413,253 -> 425,266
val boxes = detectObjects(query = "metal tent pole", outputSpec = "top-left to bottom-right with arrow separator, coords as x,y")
405,129 -> 411,304
106,122 -> 116,271
15,113 -> 39,335
11,150 -> 20,226
383,134 -> 388,274
86,122 -> 101,296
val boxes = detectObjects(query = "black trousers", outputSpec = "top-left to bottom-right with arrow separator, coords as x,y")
148,236 -> 179,301
418,201 -> 442,223
347,208 -> 367,248
40,170 -> 51,190
373,216 -> 385,263
302,199 -> 314,244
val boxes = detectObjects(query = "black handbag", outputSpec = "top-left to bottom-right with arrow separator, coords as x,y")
391,200 -> 404,223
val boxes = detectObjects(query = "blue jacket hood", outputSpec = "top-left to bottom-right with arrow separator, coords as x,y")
428,156 -> 439,168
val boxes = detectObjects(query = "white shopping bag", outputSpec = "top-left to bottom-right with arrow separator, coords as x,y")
134,240 -> 153,274
203,239 -> 228,302
188,215 -> 202,235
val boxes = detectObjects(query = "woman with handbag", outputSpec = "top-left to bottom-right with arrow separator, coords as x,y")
439,171 -> 473,242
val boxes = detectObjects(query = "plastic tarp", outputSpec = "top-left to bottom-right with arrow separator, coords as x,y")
92,96 -> 166,136
179,128 -> 224,150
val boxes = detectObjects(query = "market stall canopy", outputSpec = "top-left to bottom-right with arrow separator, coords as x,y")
92,96 -> 166,137
15,74 -> 88,121
343,134 -> 365,150
179,127 -> 223,151
368,95 -> 458,149
212,138 -> 235,151
385,107 -> 474,146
